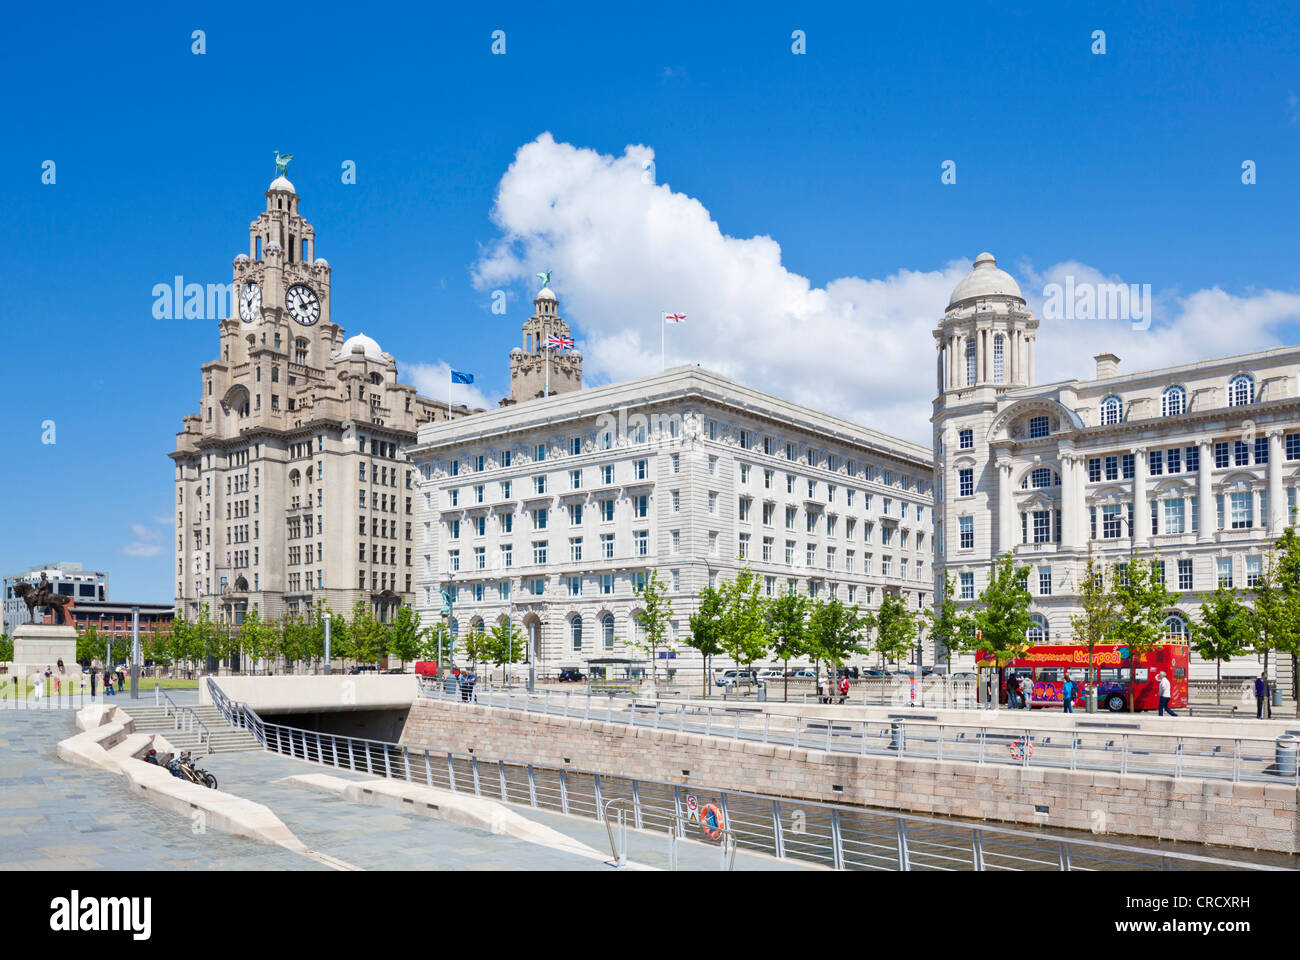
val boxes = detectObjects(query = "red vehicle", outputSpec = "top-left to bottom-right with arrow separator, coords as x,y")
975,642 -> 1189,712
414,661 -> 439,678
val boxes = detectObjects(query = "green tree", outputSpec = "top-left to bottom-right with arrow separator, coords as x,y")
926,572 -> 973,672
630,570 -> 674,689
1241,551 -> 1293,696
766,590 -> 810,702
716,568 -> 771,677
191,604 -> 217,672
1273,527 -> 1300,714
77,623 -> 106,665
348,601 -> 385,666
1069,554 -> 1121,711
808,597 -> 872,682
684,586 -> 726,698
459,630 -> 487,667
423,619 -> 453,667
1111,555 -> 1180,713
873,593 -> 917,669
0,632 -> 11,663
238,608 -> 275,675
388,605 -> 428,669
970,552 -> 1034,671
1190,583 -> 1249,706
479,620 -> 526,673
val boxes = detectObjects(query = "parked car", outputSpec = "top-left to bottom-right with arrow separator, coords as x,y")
787,668 -> 816,679
347,665 -> 378,675
756,669 -> 783,681
557,669 -> 585,682
862,669 -> 889,678
382,668 -> 405,674
715,669 -> 760,686
949,672 -> 977,682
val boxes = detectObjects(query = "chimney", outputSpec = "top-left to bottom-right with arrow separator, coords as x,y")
1094,353 -> 1120,379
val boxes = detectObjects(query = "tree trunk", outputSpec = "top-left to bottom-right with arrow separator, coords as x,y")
783,658 -> 789,703
1216,659 -> 1221,707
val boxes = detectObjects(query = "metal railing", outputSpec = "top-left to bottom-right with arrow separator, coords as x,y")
156,685 -> 211,752
208,678 -> 1290,872
415,678 -> 1300,787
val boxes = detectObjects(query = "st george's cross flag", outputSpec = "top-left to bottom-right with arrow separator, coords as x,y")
546,334 -> 574,350
662,312 -> 687,324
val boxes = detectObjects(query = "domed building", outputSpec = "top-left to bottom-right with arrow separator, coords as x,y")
933,253 -> 1296,697
170,174 -> 482,630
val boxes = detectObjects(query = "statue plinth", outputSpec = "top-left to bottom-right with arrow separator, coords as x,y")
11,624 -> 81,677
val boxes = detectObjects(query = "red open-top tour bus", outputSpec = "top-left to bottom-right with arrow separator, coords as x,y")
975,642 -> 1189,712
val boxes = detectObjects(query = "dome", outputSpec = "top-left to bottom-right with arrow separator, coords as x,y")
948,252 -> 1023,307
536,287 -> 557,301
336,333 -> 384,361
234,253 -> 250,263
265,240 -> 282,252
510,347 -> 524,356
313,257 -> 329,268
268,175 -> 296,194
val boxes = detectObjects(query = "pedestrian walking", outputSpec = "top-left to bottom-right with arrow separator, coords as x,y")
467,669 -> 478,703
1157,671 -> 1177,717
1254,672 -> 1272,719
839,674 -> 850,704
1062,674 -> 1076,713
90,669 -> 97,698
1019,674 -> 1033,710
57,658 -> 65,675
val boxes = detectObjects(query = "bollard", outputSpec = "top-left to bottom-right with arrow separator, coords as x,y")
889,720 -> 905,753
1273,688 -> 1283,708
1274,735 -> 1298,779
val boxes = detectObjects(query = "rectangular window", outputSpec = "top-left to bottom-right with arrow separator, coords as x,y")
959,429 -> 973,450
959,572 -> 974,601
1166,447 -> 1181,474
959,516 -> 974,550
570,436 -> 582,456
532,508 -> 548,530
601,533 -> 615,559
534,443 -> 546,462
1032,510 -> 1051,543
1215,442 -> 1230,468
634,459 -> 648,480
1038,566 -> 1052,595
1164,498 -> 1185,534
1149,450 -> 1163,476
737,532 -> 749,560
1234,441 -> 1249,467
634,530 -> 649,556
600,500 -> 614,522
1104,456 -> 1118,481
568,504 -> 583,525
569,537 -> 583,562
1178,558 -> 1193,591
570,469 -> 582,490
1102,504 -> 1122,539
1088,458 -> 1101,482
1028,416 -> 1050,439
600,464 -> 614,485
568,576 -> 582,597
1217,557 -> 1234,588
1230,492 -> 1253,529
600,574 -> 613,595
958,469 -> 974,497
1186,446 -> 1199,472
633,495 -> 649,519
1246,554 -> 1263,587
1287,434 -> 1300,461
1121,454 -> 1134,479
1255,436 -> 1269,464
532,541 -> 548,565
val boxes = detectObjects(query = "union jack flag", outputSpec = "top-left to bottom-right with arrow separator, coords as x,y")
547,334 -> 574,350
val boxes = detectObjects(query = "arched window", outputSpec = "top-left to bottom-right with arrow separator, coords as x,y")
1163,614 -> 1188,641
965,340 -> 976,385
470,617 -> 484,635
289,469 -> 301,487
570,615 -> 583,652
993,335 -> 1005,383
294,338 -> 308,365
1028,467 -> 1058,489
1026,613 -> 1049,644
1228,375 -> 1254,407
1099,396 -> 1122,426
1161,385 -> 1186,417
602,613 -> 615,651
632,612 -> 647,645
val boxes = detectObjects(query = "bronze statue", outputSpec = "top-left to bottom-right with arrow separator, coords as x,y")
15,574 -> 75,625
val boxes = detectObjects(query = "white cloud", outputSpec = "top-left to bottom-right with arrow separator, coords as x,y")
123,524 -> 163,557
474,134 -> 1300,444
406,361 -> 496,412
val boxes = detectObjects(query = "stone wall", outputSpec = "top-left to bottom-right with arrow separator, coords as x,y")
400,698 -> 1300,855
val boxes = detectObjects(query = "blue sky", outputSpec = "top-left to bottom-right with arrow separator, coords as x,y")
2,1 -> 1299,603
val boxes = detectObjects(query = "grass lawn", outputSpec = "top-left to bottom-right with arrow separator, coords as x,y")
0,675 -> 199,699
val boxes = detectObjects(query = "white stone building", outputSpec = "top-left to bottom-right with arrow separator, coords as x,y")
933,253 -> 1297,691
407,317 -> 935,674
170,175 -> 479,626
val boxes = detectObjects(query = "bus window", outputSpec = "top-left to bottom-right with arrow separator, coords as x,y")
1173,667 -> 1186,679
1035,667 -> 1063,682
1134,668 -> 1149,682
1066,667 -> 1086,682
1099,668 -> 1122,682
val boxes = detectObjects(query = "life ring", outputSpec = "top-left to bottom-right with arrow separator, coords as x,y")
699,803 -> 725,840
1009,737 -> 1034,761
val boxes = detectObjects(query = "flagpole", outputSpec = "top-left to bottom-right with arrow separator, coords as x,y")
448,367 -> 452,417
661,313 -> 665,373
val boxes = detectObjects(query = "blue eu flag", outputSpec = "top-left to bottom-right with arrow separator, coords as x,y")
451,370 -> 474,384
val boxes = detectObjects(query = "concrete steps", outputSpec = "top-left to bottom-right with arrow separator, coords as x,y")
119,704 -> 262,755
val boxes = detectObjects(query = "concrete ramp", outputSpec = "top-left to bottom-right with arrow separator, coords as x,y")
279,773 -> 630,868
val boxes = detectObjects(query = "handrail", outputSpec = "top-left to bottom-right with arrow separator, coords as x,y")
209,677 -> 1290,872
415,677 -> 1300,787
157,684 -> 210,752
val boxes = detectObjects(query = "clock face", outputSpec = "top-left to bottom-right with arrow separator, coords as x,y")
239,282 -> 262,323
286,284 -> 321,325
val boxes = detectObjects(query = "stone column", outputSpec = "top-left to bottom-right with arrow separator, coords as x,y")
945,337 -> 954,389
1027,335 -> 1036,387
975,329 -> 985,385
997,457 -> 1014,554
1060,454 -> 1085,550
1133,448 -> 1149,548
957,334 -> 967,387
1268,429 -> 1285,534
1009,329 -> 1019,384
1198,440 -> 1215,542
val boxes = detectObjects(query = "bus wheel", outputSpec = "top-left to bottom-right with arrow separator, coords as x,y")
1105,694 -> 1126,712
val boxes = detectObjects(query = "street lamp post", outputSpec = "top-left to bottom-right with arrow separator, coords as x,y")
130,605 -> 140,699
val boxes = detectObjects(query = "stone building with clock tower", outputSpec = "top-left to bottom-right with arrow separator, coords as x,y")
170,173 -> 481,632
